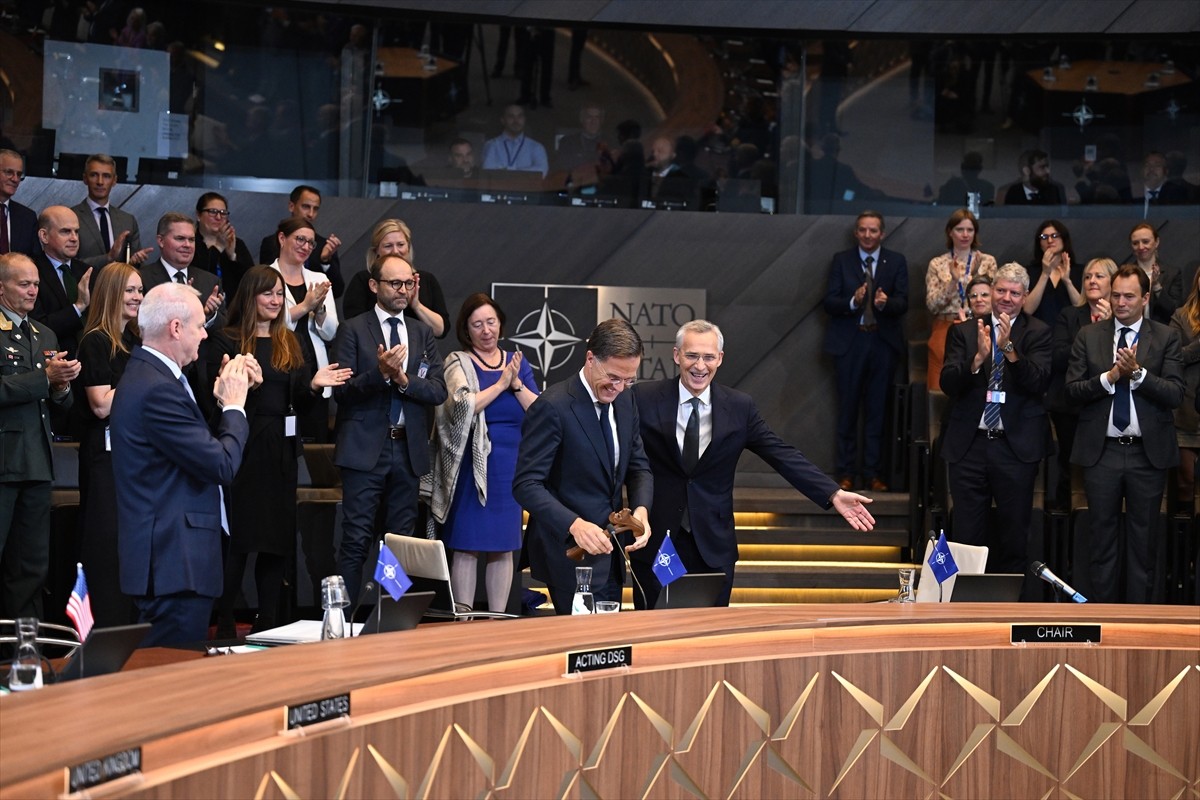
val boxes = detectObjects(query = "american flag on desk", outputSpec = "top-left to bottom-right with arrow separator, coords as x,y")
65,563 -> 94,641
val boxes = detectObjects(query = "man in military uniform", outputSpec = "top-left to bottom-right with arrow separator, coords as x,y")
0,253 -> 78,618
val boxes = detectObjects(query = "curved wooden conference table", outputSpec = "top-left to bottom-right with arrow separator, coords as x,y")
1,604 -> 1197,799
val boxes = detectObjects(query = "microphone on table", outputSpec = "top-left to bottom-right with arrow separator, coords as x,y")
1030,561 -> 1087,603
350,581 -> 378,635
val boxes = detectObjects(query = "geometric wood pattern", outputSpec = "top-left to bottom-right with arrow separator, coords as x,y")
2,606 -> 1196,799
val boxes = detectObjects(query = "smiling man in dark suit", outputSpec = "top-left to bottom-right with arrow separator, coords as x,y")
1067,265 -> 1184,603
940,263 -> 1052,576
140,212 -> 225,330
30,206 -> 91,357
631,320 -> 876,608
333,253 -> 445,604
514,318 -> 653,614
823,210 -> 908,492
112,281 -> 250,646
258,185 -> 344,299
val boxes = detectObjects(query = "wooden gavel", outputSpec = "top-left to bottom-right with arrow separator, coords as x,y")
565,508 -> 644,562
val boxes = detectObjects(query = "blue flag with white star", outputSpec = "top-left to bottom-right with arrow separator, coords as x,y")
375,542 -> 412,601
652,534 -> 688,587
927,532 -> 959,584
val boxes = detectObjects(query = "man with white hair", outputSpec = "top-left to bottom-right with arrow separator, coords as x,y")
112,281 -> 250,646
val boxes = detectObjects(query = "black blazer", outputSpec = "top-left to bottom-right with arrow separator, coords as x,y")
632,379 -> 837,569
940,314 -> 1052,464
30,251 -> 88,355
1066,318 -> 1184,469
4,200 -> 39,258
822,246 -> 909,357
513,374 -> 653,591
140,259 -> 227,330
1048,304 -> 1097,413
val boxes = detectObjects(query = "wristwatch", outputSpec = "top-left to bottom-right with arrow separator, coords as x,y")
513,384 -> 522,393
1132,367 -> 1145,382
1001,341 -> 1015,353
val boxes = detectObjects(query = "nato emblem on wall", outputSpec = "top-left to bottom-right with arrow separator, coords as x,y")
493,284 -> 706,390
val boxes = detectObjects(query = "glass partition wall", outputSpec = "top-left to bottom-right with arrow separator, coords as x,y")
3,2 -> 1196,217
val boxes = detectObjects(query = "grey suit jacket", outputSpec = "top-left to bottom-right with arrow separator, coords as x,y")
1066,317 -> 1184,469
71,200 -> 142,268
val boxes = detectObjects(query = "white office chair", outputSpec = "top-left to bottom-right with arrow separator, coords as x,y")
383,534 -> 517,620
915,539 -> 989,602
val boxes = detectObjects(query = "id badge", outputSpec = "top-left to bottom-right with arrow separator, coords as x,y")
417,360 -> 429,379
986,390 -> 1007,403
105,425 -> 111,452
285,415 -> 297,437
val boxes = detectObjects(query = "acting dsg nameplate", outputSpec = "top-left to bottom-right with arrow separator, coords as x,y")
566,645 -> 633,674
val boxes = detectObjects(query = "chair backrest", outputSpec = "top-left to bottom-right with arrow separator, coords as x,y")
915,539 -> 989,602
384,533 -> 457,614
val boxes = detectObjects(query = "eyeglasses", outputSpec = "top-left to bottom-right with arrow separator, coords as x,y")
0,168 -> 24,181
200,208 -> 230,218
1039,232 -> 1061,241
967,292 -> 990,300
377,278 -> 416,292
680,352 -> 719,365
592,359 -> 636,388
292,235 -> 316,249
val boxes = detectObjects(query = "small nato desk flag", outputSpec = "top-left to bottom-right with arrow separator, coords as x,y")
375,542 -> 413,601
652,533 -> 688,586
927,532 -> 960,584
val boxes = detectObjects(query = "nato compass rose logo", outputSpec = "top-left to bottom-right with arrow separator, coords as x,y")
508,300 -> 583,379
381,562 -> 398,581
1063,98 -> 1105,132
657,550 -> 675,569
932,551 -> 949,567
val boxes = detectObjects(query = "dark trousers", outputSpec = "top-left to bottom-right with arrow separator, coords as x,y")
339,438 -> 419,604
1082,439 -> 1165,603
947,431 -> 1039,574
631,527 -> 735,609
135,592 -> 214,647
834,329 -> 894,480
0,480 -> 51,619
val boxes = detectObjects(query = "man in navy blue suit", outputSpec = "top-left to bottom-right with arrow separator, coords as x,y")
822,211 -> 908,492
514,319 -> 653,614
112,282 -> 250,646
333,253 -> 446,604
631,320 -> 876,607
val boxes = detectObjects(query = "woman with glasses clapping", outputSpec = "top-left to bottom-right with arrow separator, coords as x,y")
194,191 -> 253,298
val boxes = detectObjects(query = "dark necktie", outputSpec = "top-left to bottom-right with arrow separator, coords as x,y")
861,255 -> 876,326
97,207 -> 112,252
0,203 -> 9,254
680,397 -> 701,530
597,401 -> 615,477
1113,327 -> 1132,431
983,326 -> 1003,431
387,317 -> 404,426
59,263 -> 77,304
174,271 -> 187,285
17,318 -> 31,351
1148,189 -> 1160,203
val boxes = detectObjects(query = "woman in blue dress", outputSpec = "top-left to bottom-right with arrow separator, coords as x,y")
427,293 -> 538,612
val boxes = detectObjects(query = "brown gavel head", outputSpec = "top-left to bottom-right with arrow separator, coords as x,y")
565,508 -> 644,561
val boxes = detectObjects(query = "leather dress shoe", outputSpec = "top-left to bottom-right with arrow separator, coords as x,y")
868,478 -> 889,492
837,476 -> 854,491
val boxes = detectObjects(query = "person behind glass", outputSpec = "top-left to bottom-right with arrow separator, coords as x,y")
1002,149 -> 1064,206
925,208 -> 997,392
333,254 -> 447,604
426,293 -> 538,613
195,266 -> 352,635
1169,268 -> 1200,512
1022,219 -> 1081,327
1045,258 -> 1117,511
193,192 -> 253,300
74,262 -> 142,627
1066,265 -> 1184,603
341,219 -> 449,337
513,319 -> 653,614
1126,222 -> 1182,326
269,216 -> 338,442
481,104 -> 549,177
